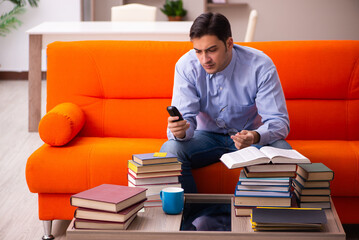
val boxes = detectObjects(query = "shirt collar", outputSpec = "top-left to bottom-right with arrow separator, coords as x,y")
207,48 -> 237,80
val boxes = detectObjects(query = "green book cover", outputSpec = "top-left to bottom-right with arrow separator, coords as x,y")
297,163 -> 332,173
297,163 -> 334,181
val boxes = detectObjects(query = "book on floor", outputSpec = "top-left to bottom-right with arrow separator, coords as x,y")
294,175 -> 330,188
70,184 -> 147,213
234,190 -> 292,207
128,160 -> 181,173
220,146 -> 310,169
128,169 -> 181,179
243,167 -> 295,178
297,163 -> 334,181
128,173 -> 179,185
74,200 -> 145,223
74,213 -> 137,230
132,152 -> 178,165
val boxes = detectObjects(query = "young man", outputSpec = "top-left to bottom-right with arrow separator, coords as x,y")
160,12 -> 291,193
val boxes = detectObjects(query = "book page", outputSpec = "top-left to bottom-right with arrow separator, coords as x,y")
260,146 -> 309,163
220,146 -> 269,168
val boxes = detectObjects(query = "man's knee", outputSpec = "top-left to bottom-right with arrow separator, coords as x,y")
161,139 -> 181,154
269,139 -> 292,149
160,140 -> 188,161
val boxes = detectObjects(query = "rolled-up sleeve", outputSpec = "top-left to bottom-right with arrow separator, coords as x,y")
167,58 -> 200,141
254,66 -> 290,145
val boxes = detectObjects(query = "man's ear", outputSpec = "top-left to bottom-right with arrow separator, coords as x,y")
227,37 -> 234,50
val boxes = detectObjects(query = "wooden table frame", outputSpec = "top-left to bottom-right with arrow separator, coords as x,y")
26,21 -> 193,132
66,194 -> 345,240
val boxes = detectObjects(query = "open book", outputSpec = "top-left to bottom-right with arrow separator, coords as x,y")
220,146 -> 310,169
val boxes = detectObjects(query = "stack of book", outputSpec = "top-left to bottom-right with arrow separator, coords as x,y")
70,184 -> 147,230
128,152 -> 182,207
251,207 -> 327,231
220,146 -> 311,217
234,170 -> 293,216
293,163 -> 334,209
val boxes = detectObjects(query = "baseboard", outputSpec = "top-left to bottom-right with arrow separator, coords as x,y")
0,71 -> 47,80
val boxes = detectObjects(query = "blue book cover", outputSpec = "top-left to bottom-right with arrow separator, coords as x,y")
234,190 -> 292,198
132,153 -> 178,165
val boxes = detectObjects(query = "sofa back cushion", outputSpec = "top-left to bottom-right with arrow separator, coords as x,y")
245,41 -> 359,140
47,40 -> 359,139
47,41 -> 192,138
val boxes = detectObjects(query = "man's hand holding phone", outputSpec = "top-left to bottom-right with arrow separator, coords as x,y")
167,106 -> 190,139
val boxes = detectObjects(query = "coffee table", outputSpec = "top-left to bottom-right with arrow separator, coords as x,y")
66,194 -> 345,240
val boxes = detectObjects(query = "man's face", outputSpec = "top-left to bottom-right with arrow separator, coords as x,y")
192,35 -> 233,74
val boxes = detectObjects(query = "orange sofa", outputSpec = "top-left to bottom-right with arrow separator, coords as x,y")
26,40 -> 359,237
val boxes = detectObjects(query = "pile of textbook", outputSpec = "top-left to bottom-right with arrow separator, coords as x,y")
234,170 -> 293,216
128,152 -> 182,207
220,146 -> 311,217
292,163 -> 334,209
70,184 -> 147,230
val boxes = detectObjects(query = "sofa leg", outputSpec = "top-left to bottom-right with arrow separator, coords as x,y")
42,220 -> 55,240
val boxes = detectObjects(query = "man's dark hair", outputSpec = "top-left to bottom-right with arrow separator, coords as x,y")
190,12 -> 232,45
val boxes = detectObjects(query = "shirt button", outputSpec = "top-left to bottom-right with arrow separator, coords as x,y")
219,87 -> 223,91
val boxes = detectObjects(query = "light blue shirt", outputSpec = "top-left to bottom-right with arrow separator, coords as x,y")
168,44 -> 289,146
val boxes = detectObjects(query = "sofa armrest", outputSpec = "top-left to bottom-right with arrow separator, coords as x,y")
39,102 -> 85,146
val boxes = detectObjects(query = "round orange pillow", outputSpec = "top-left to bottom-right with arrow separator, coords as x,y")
39,102 -> 85,146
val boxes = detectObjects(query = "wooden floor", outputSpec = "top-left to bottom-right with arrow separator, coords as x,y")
0,80 -> 70,240
0,80 -> 358,240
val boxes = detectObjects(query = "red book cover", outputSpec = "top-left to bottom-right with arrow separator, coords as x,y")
74,214 -> 137,230
74,200 -> 145,222
71,184 -> 147,212
75,199 -> 145,215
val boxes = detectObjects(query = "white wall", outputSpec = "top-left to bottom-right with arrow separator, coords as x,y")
0,0 -> 81,71
92,0 -> 359,42
1,0 -> 358,71
93,0 -> 203,22
216,0 -> 359,42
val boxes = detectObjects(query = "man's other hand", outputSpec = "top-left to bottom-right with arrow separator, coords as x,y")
231,130 -> 260,149
168,116 -> 190,139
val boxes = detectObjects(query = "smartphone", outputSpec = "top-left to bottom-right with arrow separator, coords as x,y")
167,106 -> 184,122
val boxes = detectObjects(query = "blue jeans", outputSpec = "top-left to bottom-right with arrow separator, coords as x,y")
160,130 -> 292,193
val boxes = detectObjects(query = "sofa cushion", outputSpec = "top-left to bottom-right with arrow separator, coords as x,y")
288,140 -> 359,197
46,41 -> 359,141
46,41 -> 192,139
26,137 -> 166,193
27,137 -> 359,198
242,41 -> 359,140
39,103 -> 85,146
